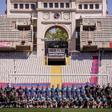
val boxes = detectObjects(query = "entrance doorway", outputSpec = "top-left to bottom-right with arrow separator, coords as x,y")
44,26 -> 69,65
48,58 -> 66,65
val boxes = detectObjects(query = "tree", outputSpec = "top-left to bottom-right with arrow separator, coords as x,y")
45,27 -> 68,41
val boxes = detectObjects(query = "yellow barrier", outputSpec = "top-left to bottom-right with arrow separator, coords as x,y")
44,56 -> 48,65
66,57 -> 70,65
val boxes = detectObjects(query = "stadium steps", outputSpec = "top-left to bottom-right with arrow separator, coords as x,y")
51,66 -> 62,74
50,66 -> 62,88
62,53 -> 93,74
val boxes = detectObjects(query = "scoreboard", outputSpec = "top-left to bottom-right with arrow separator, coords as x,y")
48,48 -> 65,58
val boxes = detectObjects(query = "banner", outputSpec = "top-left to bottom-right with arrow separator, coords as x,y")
0,42 -> 12,48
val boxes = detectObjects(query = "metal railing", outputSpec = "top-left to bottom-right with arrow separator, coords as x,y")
9,74 -> 111,86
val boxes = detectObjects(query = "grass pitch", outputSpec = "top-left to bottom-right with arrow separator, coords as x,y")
0,108 -> 112,112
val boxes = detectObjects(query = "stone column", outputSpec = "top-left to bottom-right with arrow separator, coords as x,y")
69,0 -> 76,53
6,0 -> 11,17
37,10 -> 45,57
102,0 -> 107,16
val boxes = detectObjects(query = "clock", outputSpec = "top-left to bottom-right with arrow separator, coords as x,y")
54,12 -> 60,19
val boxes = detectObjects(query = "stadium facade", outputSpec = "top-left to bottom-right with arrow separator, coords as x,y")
0,0 -> 111,88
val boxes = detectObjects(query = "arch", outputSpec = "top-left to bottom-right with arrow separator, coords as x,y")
44,24 -> 70,40
44,25 -> 69,57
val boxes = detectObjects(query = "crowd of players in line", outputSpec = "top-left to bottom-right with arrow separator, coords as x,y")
0,83 -> 112,108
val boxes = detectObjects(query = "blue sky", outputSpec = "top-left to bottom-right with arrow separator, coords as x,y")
108,0 -> 112,14
0,0 -> 6,14
0,0 -> 112,15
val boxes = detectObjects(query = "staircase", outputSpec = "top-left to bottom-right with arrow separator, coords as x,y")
50,66 -> 62,88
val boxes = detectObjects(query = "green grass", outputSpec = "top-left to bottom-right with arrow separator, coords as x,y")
0,108 -> 59,112
62,109 -> 112,112
0,108 -> 112,112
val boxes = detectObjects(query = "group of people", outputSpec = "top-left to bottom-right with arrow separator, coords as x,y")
0,83 -> 112,108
